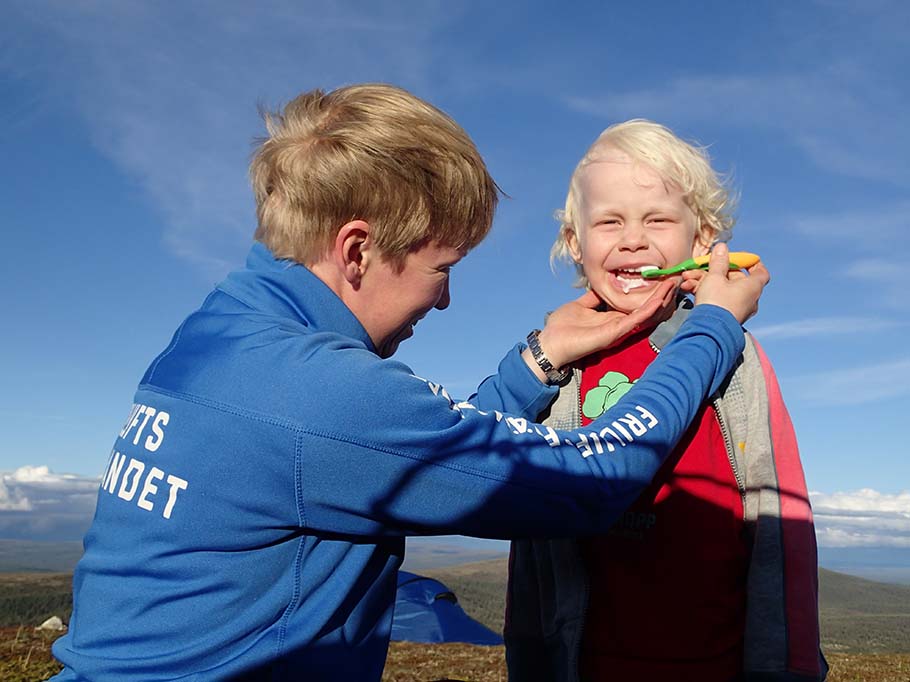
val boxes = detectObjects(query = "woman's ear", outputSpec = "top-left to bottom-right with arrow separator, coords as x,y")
334,220 -> 372,287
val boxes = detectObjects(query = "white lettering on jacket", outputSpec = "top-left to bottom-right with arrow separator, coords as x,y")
563,406 -> 662,458
103,402 -> 187,519
102,452 -> 188,519
411,375 -> 659,457
119,403 -> 171,452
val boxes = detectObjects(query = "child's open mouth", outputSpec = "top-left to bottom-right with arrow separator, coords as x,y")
611,266 -> 659,294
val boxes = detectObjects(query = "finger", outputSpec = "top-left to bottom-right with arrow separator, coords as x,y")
679,270 -> 702,293
574,288 -> 604,309
642,279 -> 676,306
625,281 -> 675,327
746,261 -> 771,286
681,269 -> 705,282
743,302 -> 759,323
605,307 -> 664,345
619,300 -> 660,333
708,242 -> 730,275
604,283 -> 677,345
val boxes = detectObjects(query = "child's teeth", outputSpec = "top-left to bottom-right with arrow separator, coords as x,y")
616,274 -> 649,294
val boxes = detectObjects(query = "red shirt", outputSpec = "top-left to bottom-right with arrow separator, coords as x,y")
577,331 -> 748,682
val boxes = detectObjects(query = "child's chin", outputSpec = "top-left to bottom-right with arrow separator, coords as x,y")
600,290 -> 646,314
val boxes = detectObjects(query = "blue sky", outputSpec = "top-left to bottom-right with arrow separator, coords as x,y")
1,1 -> 909,552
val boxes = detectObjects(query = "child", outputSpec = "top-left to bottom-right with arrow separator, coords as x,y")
505,120 -> 827,682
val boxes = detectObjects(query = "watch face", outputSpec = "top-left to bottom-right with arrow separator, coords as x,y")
547,366 -> 569,383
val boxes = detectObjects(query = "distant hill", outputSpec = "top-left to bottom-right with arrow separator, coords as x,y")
0,540 -> 83,573
402,544 -> 507,572
427,559 -> 910,655
0,573 -> 73,627
0,538 -> 507,575
818,547 -> 910,585
3,540 -> 909,654
818,568 -> 910,653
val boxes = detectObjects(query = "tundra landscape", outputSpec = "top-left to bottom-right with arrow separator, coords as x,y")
2,546 -> 910,681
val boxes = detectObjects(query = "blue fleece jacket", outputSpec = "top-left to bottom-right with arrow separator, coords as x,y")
52,243 -> 744,681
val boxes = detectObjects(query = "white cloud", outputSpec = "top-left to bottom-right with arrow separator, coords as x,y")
7,1 -> 907,279
841,258 -> 910,310
564,31 -> 908,189
785,203 -> 910,307
845,259 -> 905,281
0,465 -> 100,541
4,466 -> 909,552
5,1 -> 449,277
790,357 -> 910,406
0,479 -> 30,511
749,316 -> 904,341
812,489 -> 910,548
792,202 -> 910,247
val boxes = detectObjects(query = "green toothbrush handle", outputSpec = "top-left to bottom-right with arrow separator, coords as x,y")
642,252 -> 760,278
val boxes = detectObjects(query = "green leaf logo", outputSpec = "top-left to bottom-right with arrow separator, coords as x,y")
582,370 -> 637,419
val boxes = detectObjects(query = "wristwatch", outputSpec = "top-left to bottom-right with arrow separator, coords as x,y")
526,329 -> 570,384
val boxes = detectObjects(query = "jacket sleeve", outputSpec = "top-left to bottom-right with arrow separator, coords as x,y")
742,337 -> 828,681
293,304 -> 746,539
469,342 -> 559,418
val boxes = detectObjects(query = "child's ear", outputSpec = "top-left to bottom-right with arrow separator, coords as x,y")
692,227 -> 712,258
564,227 -> 583,264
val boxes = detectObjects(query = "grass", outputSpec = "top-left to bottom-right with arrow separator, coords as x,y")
0,574 -> 73,629
5,564 -> 910,680
10,633 -> 909,682
0,627 -> 64,682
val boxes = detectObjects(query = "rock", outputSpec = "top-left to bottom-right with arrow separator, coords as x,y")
36,615 -> 66,631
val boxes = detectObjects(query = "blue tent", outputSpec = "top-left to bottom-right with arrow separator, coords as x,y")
390,571 -> 503,645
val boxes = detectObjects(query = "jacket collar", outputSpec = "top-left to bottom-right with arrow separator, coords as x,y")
215,242 -> 376,352
648,295 -> 694,351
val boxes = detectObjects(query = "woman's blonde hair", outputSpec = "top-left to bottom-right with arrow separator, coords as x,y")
250,83 -> 501,268
553,119 -> 736,287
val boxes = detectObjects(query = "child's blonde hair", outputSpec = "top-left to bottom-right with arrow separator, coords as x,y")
553,119 -> 736,287
250,83 -> 501,269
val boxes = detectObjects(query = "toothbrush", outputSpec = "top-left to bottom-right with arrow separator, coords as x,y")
640,252 -> 760,279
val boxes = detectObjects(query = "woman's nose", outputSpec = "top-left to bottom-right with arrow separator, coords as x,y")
435,278 -> 451,310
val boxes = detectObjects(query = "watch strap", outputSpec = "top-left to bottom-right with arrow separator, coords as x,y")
526,329 -> 569,384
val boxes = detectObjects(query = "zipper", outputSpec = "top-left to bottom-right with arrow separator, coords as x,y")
713,396 -> 746,512
652,336 -> 747,512
574,367 -> 583,426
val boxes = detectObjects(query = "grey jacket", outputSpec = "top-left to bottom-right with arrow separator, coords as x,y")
505,301 -> 827,681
